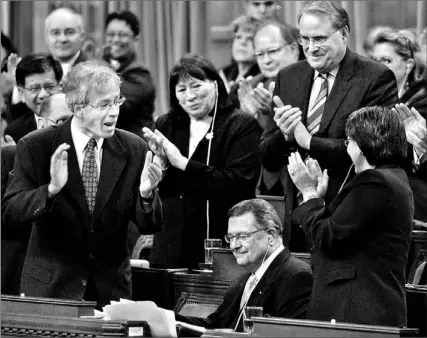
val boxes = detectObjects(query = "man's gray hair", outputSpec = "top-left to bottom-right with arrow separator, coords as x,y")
61,60 -> 121,111
45,7 -> 84,34
228,199 -> 283,236
298,1 -> 351,33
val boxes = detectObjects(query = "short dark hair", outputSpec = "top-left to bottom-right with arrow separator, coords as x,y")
105,11 -> 140,36
345,106 -> 407,166
169,54 -> 232,118
228,198 -> 283,237
298,1 -> 351,33
255,20 -> 305,61
15,53 -> 63,88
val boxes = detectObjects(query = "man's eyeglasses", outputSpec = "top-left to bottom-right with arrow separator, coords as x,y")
23,84 -> 60,95
224,228 -> 266,243
255,43 -> 290,58
298,28 -> 342,48
87,96 -> 126,112
344,138 -> 354,147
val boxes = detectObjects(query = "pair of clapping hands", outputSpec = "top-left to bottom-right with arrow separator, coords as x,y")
237,77 -> 275,118
142,127 -> 189,172
393,103 -> 427,159
287,152 -> 329,202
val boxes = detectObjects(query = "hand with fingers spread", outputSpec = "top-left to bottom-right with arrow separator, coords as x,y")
273,95 -> 302,142
48,143 -> 71,197
392,103 -> 427,154
139,151 -> 163,199
287,152 -> 327,201
153,129 -> 189,171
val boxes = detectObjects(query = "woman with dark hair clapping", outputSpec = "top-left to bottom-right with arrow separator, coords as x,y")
288,106 -> 413,327
143,54 -> 262,269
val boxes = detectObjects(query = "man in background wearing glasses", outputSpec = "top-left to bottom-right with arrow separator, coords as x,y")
175,198 -> 312,332
260,1 -> 399,252
4,53 -> 63,143
2,60 -> 164,308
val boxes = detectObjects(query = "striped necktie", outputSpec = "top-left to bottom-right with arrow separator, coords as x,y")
82,138 -> 98,213
307,73 -> 329,135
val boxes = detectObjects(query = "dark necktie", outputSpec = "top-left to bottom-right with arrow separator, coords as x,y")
82,138 -> 98,213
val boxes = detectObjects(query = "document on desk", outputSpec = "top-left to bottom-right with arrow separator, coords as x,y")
102,299 -> 177,337
176,321 -> 206,335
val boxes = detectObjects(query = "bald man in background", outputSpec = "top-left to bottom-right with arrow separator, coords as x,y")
45,7 -> 88,76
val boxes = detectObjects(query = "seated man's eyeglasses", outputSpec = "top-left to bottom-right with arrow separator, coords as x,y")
255,43 -> 290,58
23,83 -> 61,95
298,28 -> 342,48
87,96 -> 126,112
224,228 -> 267,243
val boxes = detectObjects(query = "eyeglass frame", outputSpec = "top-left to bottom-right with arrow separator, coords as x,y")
298,27 -> 343,48
255,42 -> 292,58
86,96 -> 126,112
22,83 -> 61,95
224,228 -> 267,244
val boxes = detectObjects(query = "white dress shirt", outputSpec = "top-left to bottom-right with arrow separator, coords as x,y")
60,51 -> 81,77
71,118 -> 104,178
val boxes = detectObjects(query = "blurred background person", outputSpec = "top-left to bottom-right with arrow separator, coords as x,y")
44,7 -> 87,76
244,0 -> 282,23
290,106 -> 412,326
143,54 -> 262,269
362,25 -> 393,58
38,92 -> 73,128
4,53 -> 63,143
371,30 -> 426,116
102,10 -> 156,135
219,16 -> 260,93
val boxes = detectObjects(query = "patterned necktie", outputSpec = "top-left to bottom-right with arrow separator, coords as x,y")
239,274 -> 258,309
82,138 -> 98,213
37,117 -> 46,129
296,74 -> 329,205
306,73 -> 329,135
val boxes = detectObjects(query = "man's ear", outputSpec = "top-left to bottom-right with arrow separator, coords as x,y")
341,26 -> 350,42
74,105 -> 84,118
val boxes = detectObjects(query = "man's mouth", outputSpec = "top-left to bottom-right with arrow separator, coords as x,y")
104,121 -> 116,127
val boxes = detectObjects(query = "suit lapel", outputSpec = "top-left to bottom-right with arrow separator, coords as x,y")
318,48 -> 354,134
52,118 -> 90,217
298,64 -> 315,121
248,248 -> 290,306
91,134 -> 127,223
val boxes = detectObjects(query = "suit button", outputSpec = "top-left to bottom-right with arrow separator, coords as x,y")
89,254 -> 95,260
179,194 -> 184,199
82,280 -> 87,286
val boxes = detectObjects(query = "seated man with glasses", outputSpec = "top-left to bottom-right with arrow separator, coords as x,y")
175,198 -> 313,332
260,1 -> 399,252
2,60 -> 164,309
4,53 -> 63,143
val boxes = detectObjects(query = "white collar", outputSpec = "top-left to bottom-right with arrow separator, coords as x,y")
313,64 -> 340,80
252,244 -> 285,283
61,50 -> 81,68
70,117 -> 104,155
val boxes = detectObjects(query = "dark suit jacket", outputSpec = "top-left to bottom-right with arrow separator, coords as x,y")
1,145 -> 29,295
175,248 -> 313,331
293,166 -> 413,326
5,112 -> 37,143
1,118 -> 163,306
260,48 -> 398,250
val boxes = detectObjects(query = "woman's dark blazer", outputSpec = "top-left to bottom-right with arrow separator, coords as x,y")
149,106 -> 262,269
293,165 -> 413,327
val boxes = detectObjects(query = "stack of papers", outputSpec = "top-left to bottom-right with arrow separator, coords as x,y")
98,299 -> 177,337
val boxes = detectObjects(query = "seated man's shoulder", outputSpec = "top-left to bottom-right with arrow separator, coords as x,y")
284,255 -> 312,275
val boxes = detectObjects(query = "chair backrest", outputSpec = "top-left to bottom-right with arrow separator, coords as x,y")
174,292 -> 223,318
256,195 -> 285,222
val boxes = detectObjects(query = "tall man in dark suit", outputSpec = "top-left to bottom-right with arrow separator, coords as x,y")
260,1 -> 399,251
44,7 -> 88,77
2,60 -> 164,308
175,198 -> 312,332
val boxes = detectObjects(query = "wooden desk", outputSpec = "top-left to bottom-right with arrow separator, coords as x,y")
250,317 -> 418,337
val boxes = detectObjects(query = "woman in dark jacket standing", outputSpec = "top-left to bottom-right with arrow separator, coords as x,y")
143,55 -> 262,269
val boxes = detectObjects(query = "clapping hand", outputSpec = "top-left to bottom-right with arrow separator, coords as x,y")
238,77 -> 262,117
393,103 -> 427,154
272,96 -> 302,142
48,143 -> 70,196
139,151 -> 163,199
287,152 -> 328,201
1,53 -> 22,94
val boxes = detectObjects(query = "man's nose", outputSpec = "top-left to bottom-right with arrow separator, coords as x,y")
38,87 -> 50,99
229,238 -> 241,250
57,32 -> 68,42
